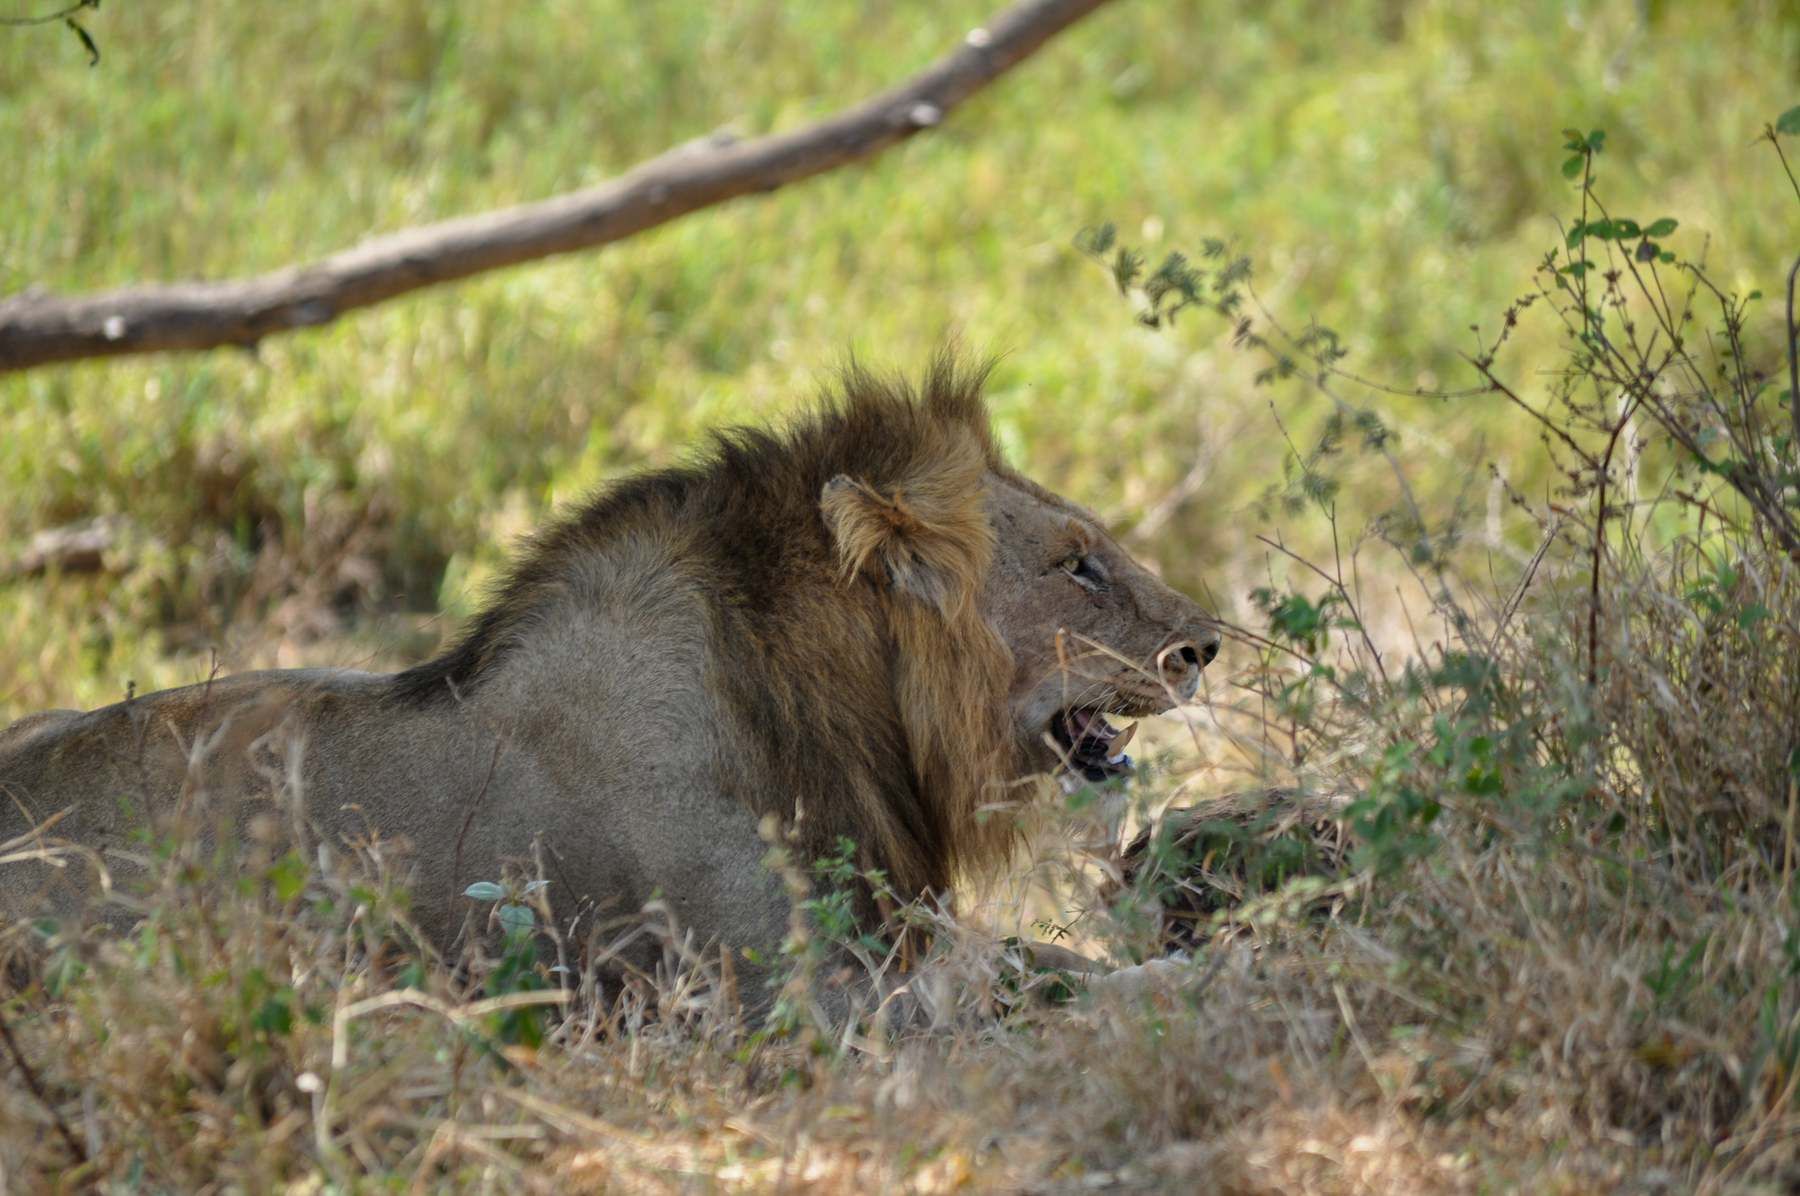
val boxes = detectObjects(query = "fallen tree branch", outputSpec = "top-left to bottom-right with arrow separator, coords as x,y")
0,0 -> 95,28
0,0 -> 1113,374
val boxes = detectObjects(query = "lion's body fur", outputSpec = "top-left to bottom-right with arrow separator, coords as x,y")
1,359 -> 1216,973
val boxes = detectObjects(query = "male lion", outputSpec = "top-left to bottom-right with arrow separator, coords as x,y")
0,358 -> 1218,981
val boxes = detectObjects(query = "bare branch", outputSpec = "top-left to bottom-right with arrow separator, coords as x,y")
0,0 -> 1113,373
0,0 -> 94,28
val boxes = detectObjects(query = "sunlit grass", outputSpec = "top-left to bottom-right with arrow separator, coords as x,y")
4,0 -> 1797,716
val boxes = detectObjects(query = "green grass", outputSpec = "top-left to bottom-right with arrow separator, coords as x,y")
3,0 -> 1796,714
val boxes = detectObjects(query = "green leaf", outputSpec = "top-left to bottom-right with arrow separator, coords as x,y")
463,881 -> 506,902
1110,246 -> 1143,294
1561,154 -> 1585,179
1587,129 -> 1607,151
1644,217 -> 1678,237
269,851 -> 307,903
1566,222 -> 1587,248
1777,105 -> 1800,136
1659,251 -> 1675,263
44,952 -> 85,998
1073,223 -> 1116,257
497,903 -> 536,935
252,993 -> 294,1036
1610,218 -> 1640,239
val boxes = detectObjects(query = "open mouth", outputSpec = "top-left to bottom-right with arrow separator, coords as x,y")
1049,708 -> 1138,784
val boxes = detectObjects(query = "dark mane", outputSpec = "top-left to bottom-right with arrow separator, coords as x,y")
390,355 -> 999,707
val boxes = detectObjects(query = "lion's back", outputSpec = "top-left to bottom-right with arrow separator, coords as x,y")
0,707 -> 82,750
0,669 -> 386,922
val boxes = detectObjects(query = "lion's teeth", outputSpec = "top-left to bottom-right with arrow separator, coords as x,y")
1109,722 -> 1137,752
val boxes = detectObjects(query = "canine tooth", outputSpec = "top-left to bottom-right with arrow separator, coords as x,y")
1109,722 -> 1137,752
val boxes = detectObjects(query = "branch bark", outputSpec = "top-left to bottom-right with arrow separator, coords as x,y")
0,0 -> 1113,374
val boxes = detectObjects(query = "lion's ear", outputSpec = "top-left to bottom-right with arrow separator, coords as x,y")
819,455 -> 992,616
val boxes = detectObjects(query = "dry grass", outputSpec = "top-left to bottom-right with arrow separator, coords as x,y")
3,507 -> 1797,1192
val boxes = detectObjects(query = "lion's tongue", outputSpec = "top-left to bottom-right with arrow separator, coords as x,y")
1060,711 -> 1136,782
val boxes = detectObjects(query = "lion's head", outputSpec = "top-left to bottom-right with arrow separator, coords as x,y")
984,471 -> 1220,782
808,357 -> 1220,888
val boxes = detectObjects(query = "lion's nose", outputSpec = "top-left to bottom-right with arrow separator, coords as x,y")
1158,627 -> 1221,697
1164,630 -> 1221,670
1180,635 -> 1221,668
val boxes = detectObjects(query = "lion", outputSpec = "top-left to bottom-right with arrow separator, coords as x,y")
0,357 -> 1219,984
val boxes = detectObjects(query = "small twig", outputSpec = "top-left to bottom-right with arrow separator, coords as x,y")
1588,392 -> 1642,691
1487,526 -> 1556,663
1766,125 -> 1800,207
451,727 -> 509,907
0,1003 -> 88,1165
1464,354 -> 1599,468
1243,283 -> 1490,402
1786,252 -> 1799,455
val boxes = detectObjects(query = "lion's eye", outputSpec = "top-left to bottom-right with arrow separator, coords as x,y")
1060,553 -> 1106,589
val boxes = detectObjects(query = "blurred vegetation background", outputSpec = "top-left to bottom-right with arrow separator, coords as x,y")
3,0 -> 1796,718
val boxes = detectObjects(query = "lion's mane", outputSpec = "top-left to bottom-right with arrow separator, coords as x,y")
392,356 -> 1022,899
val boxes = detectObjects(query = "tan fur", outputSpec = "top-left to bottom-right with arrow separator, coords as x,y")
0,357 -> 1219,972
